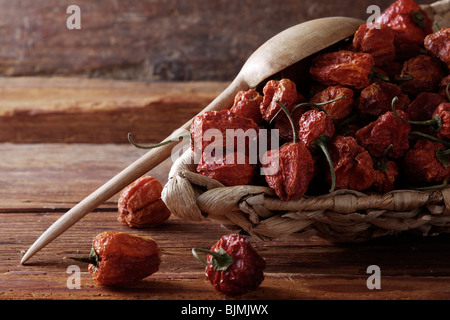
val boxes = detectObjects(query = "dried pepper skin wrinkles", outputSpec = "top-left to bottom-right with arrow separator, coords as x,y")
310,50 -> 375,90
86,231 -> 161,286
263,142 -> 315,201
406,92 -> 446,121
403,139 -> 450,184
195,234 -> 266,296
433,103 -> 450,139
376,0 -> 433,58
356,110 -> 411,159
298,109 -> 335,150
274,105 -> 307,142
309,86 -> 355,120
197,151 -> 255,186
118,176 -> 171,228
353,23 -> 396,67
328,135 -> 375,191
372,160 -> 399,193
230,89 -> 264,125
424,28 -> 450,69
260,78 -> 298,122
400,54 -> 444,95
358,81 -> 410,121
297,109 -> 337,192
190,109 -> 259,156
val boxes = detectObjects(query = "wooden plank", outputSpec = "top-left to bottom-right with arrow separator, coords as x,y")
4,210 -> 450,300
3,143 -> 450,300
0,77 -> 227,143
0,143 -> 173,210
0,0 -> 435,81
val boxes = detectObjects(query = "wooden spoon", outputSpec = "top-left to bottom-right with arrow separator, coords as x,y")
21,16 -> 363,264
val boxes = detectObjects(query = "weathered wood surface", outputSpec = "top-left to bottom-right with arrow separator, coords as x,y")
3,143 -> 450,300
2,76 -> 450,301
0,0 -> 436,81
0,77 -> 226,143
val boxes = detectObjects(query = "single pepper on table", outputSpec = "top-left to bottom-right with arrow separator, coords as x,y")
192,234 -> 266,296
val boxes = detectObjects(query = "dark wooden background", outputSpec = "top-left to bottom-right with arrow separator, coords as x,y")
0,0 -> 436,82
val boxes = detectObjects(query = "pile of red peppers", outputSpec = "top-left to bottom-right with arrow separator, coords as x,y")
191,0 -> 450,199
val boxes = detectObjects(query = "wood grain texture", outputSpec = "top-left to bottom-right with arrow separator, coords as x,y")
0,0 -> 436,81
3,143 -> 450,300
0,77 -> 227,143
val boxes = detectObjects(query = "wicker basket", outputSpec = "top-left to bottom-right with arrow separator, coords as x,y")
161,1 -> 450,243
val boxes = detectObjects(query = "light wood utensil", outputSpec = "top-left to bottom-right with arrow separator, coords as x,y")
21,16 -> 363,264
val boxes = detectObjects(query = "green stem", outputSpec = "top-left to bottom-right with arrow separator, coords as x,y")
436,147 -> 450,167
369,67 -> 390,83
269,94 -> 346,125
312,134 -> 335,193
63,248 -> 99,267
390,74 -> 414,84
274,100 -> 298,143
128,133 -> 190,149
412,179 -> 448,191
291,94 -> 346,115
373,144 -> 393,172
411,9 -> 426,30
192,248 -> 233,271
391,96 -> 442,131
410,131 -> 450,147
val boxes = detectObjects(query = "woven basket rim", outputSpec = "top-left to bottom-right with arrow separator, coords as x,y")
161,148 -> 450,242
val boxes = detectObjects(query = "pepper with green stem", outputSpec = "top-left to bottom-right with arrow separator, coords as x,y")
296,108 -> 337,193
262,101 -> 315,201
192,234 -> 266,296
65,231 -> 161,286
403,138 -> 450,186
392,96 -> 450,139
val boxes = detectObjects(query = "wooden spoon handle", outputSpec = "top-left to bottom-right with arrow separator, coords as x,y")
20,75 -> 248,264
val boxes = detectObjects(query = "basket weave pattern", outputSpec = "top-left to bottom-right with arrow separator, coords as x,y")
162,149 -> 450,242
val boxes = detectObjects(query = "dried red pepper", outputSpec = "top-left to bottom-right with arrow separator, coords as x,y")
309,85 -> 354,121
406,92 -> 446,121
274,104 -> 308,142
357,81 -> 410,121
353,23 -> 396,67
297,109 -> 336,192
328,135 -> 375,191
376,0 -> 433,59
424,27 -> 450,69
400,54 -> 444,95
394,96 -> 450,140
66,231 -> 161,286
230,89 -> 264,125
260,78 -> 298,122
190,109 -> 259,157
434,103 -> 450,139
356,108 -> 411,159
372,160 -> 399,193
196,151 -> 255,186
118,175 -> 171,228
262,102 -> 315,200
403,139 -> 450,185
192,234 -> 266,296
263,141 -> 315,201
310,50 -> 374,90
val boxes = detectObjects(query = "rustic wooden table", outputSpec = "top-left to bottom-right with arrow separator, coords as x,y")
2,77 -> 450,304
